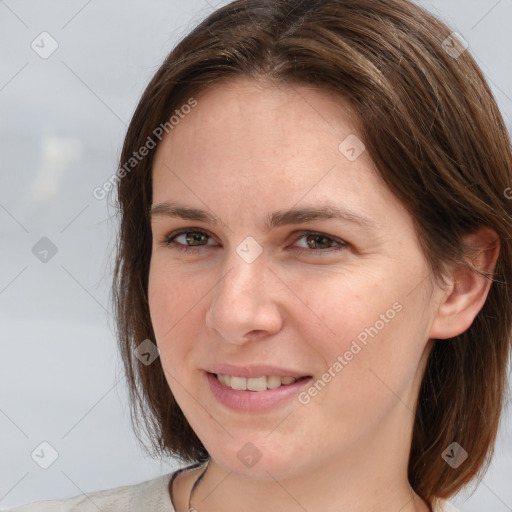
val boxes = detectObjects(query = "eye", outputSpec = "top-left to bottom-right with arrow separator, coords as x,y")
291,231 -> 349,255
160,229 -> 217,253
159,228 -> 349,256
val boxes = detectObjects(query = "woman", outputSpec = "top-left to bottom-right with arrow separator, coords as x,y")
6,0 -> 511,511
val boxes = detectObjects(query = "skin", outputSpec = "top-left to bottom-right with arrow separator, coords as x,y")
148,76 -> 499,512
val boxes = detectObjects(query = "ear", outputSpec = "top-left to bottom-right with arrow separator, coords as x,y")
429,226 -> 500,340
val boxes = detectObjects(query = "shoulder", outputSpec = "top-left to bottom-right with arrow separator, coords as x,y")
1,472 -> 176,512
2,472 -> 460,512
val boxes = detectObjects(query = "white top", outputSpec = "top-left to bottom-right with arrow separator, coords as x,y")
2,468 -> 461,512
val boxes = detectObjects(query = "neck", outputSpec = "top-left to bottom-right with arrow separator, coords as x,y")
187,441 -> 431,512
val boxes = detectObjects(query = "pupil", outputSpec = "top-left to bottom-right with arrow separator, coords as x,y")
187,232 -> 205,245
308,234 -> 329,249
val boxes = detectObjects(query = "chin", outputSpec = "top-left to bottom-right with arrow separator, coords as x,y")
212,444 -> 310,481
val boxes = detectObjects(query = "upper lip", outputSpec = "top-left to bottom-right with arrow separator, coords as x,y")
206,363 -> 311,379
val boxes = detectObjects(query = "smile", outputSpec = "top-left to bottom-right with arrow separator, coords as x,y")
206,372 -> 313,412
215,373 -> 310,391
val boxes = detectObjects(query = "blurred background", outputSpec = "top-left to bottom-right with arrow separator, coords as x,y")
0,0 -> 511,510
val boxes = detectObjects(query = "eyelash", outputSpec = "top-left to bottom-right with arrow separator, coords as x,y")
159,228 -> 349,256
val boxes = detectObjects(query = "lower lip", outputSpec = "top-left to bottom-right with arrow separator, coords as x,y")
206,372 -> 313,412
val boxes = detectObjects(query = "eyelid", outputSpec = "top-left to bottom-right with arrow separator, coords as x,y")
161,226 -> 219,244
159,227 -> 349,254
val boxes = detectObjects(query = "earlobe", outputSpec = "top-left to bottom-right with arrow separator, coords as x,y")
428,227 -> 500,340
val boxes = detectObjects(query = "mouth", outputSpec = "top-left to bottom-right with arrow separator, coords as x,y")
210,372 -> 312,392
206,371 -> 313,412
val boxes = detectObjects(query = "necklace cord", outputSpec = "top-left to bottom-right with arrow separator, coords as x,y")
188,459 -> 210,511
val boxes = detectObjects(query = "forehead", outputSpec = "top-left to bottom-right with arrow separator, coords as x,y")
171,76 -> 362,151
151,77 -> 413,237
153,77 -> 370,189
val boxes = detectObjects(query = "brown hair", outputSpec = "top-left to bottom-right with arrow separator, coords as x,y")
111,0 -> 512,507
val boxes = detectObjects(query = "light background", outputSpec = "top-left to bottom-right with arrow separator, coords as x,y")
0,0 -> 511,510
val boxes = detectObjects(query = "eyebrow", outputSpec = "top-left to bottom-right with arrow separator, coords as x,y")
149,201 -> 378,232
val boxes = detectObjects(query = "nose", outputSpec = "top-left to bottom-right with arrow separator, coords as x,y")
205,253 -> 284,344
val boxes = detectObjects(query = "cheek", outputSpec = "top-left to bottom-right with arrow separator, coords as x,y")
147,265 -> 170,338
147,269 -> 195,399
149,259 -> 198,329
148,262 -> 196,355
291,270 -> 395,358
297,271 -> 428,404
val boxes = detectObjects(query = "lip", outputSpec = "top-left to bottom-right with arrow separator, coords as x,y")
206,371 -> 313,412
205,363 -> 311,379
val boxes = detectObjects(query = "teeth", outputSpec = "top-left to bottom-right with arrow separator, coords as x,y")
216,374 -> 302,391
247,376 -> 268,392
217,373 -> 231,387
266,375 -> 282,389
230,376 -> 247,391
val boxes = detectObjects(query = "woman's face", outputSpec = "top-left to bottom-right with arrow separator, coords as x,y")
148,77 -> 444,480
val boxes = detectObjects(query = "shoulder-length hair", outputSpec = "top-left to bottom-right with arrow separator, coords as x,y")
111,0 -> 512,507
